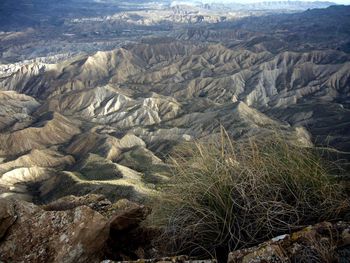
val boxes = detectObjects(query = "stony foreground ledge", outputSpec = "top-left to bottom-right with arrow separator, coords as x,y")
0,194 -> 152,262
228,221 -> 350,263
1,194 -> 349,263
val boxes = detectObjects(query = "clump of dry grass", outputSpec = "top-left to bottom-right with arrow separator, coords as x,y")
149,130 -> 349,259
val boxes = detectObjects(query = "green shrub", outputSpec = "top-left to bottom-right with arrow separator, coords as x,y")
149,130 -> 349,260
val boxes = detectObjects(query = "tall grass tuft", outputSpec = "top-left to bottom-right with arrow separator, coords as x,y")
149,129 -> 350,260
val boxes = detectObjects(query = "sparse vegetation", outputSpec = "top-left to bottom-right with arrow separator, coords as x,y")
149,129 -> 350,260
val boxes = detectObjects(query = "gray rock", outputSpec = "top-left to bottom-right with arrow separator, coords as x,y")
228,221 -> 350,263
0,199 -> 16,239
0,198 -> 109,263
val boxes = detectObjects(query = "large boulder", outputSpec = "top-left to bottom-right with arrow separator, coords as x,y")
0,198 -> 110,263
105,199 -> 155,260
109,199 -> 151,231
0,195 -> 154,262
0,198 -> 16,239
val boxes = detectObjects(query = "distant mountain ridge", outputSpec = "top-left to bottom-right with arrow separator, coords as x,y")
0,0 -> 338,30
171,0 -> 337,10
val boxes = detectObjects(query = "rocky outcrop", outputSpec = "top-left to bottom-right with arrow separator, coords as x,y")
2,194 -> 350,263
0,195 -> 153,263
228,221 -> 350,263
102,221 -> 350,262
0,198 -> 16,239
109,199 -> 150,231
0,197 -> 110,263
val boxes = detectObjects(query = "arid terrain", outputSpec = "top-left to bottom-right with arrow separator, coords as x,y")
0,1 -> 350,262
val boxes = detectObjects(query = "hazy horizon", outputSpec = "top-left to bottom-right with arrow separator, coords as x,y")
173,0 -> 350,4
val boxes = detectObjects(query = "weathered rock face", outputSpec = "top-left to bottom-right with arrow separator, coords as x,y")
0,198 -> 16,239
0,195 -> 153,263
3,193 -> 350,263
106,199 -> 156,261
0,198 -> 110,263
228,221 -> 350,263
